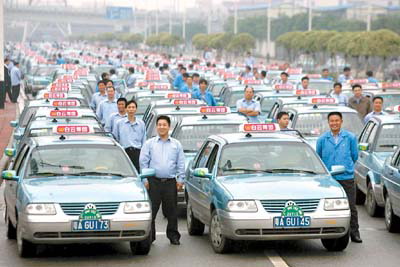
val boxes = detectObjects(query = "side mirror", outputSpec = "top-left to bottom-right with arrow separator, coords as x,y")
4,148 -> 16,157
216,102 -> 224,106
330,165 -> 346,176
140,168 -> 156,179
10,120 -> 18,128
358,143 -> 369,151
265,118 -> 273,123
2,170 -> 19,181
193,168 -> 213,179
14,132 -> 23,141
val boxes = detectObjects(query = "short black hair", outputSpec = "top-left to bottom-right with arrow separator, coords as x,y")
333,82 -> 342,88
199,78 -> 208,85
328,111 -> 343,120
225,62 -> 231,69
277,111 -> 289,120
352,84 -> 362,90
301,76 -> 309,82
244,86 -> 254,93
156,115 -> 171,126
109,68 -> 116,75
182,73 -> 189,78
105,79 -> 114,85
261,70 -> 267,77
343,67 -> 351,72
366,70 -> 373,77
192,73 -> 200,78
97,80 -> 107,86
280,72 -> 289,77
101,72 -> 109,79
126,99 -> 137,108
128,67 -> 135,73
181,67 -> 187,71
322,68 -> 329,72
155,62 -> 160,68
245,65 -> 252,71
372,96 -> 383,103
117,97 -> 127,105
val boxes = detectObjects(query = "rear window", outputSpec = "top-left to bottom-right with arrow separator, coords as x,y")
376,124 -> 400,152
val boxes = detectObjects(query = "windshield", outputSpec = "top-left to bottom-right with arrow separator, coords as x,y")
26,145 -> 136,178
226,92 -> 246,108
211,84 -> 225,96
34,67 -> 54,77
261,97 -> 278,112
149,114 -> 185,138
307,81 -> 333,94
21,107 -> 39,128
378,94 -> 400,109
293,112 -> 363,136
128,96 -> 166,114
376,124 -> 400,152
218,142 -> 326,176
175,124 -> 240,152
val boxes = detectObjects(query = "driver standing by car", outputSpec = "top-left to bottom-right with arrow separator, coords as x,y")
316,111 -> 362,243
236,86 -> 261,123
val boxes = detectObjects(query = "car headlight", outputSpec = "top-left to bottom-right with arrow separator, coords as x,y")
123,201 -> 151,213
226,200 -> 258,212
324,198 -> 349,211
25,203 -> 56,215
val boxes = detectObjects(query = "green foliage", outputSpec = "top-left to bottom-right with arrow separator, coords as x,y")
159,21 -> 207,41
372,14 -> 400,35
227,33 -> 256,53
146,32 -> 183,47
192,32 -> 255,54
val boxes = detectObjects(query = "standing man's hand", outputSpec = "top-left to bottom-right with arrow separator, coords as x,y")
144,181 -> 149,190
176,182 -> 183,191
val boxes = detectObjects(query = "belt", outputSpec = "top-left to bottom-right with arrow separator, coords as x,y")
152,177 -> 175,182
125,147 -> 141,151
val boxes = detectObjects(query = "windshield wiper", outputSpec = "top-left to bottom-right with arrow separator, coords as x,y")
265,168 -> 319,174
75,171 -> 125,177
29,172 -> 65,177
223,168 -> 273,173
38,161 -> 84,169
379,144 -> 397,148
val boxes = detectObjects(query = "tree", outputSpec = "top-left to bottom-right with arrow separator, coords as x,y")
227,33 -> 256,55
192,33 -> 210,50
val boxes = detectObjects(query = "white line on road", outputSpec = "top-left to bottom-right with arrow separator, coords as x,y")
264,250 -> 290,267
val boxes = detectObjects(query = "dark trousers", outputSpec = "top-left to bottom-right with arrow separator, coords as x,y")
338,179 -> 360,235
11,85 -> 20,103
125,147 -> 141,173
5,85 -> 12,102
148,177 -> 180,241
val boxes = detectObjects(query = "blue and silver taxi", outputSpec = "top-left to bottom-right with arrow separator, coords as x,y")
185,124 -> 350,253
355,110 -> 400,216
2,129 -> 153,257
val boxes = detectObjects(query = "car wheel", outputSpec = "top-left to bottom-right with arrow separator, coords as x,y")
6,210 -> 16,240
366,183 -> 383,217
321,231 -> 349,251
355,185 -> 366,205
17,223 -> 36,257
385,196 -> 400,233
209,210 -> 233,254
187,201 -> 205,236
135,230 -> 152,255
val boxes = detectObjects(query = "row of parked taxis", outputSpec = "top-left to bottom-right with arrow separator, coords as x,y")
2,45 -> 400,257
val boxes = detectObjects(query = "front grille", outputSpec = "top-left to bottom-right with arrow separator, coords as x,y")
59,202 -> 120,216
235,227 -> 345,236
34,230 -> 145,239
260,199 -> 320,213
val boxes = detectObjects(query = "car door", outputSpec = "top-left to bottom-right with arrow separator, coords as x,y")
267,102 -> 280,120
357,121 -> 377,192
5,144 -> 29,225
387,150 -> 400,215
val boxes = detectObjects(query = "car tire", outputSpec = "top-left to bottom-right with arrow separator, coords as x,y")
187,201 -> 205,236
135,230 -> 152,255
17,223 -> 37,257
209,210 -> 233,254
355,185 -> 366,205
366,183 -> 383,217
385,196 -> 400,233
6,211 -> 16,240
321,231 -> 349,252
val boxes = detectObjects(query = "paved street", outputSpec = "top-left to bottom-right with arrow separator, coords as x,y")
0,184 -> 398,267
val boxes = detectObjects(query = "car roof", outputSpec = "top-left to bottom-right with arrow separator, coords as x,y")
28,119 -> 101,129
179,114 -> 247,125
152,107 -> 201,115
209,132 -> 304,145
288,105 -> 357,114
371,114 -> 400,124
31,134 -> 117,147
34,107 -> 96,117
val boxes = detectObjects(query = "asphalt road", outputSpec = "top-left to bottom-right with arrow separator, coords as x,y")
0,188 -> 399,267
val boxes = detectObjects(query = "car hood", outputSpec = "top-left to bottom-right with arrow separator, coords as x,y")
22,176 -> 147,203
218,173 -> 346,199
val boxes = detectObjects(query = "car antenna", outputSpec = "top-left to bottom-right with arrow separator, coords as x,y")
59,134 -> 66,140
245,132 -> 252,138
175,105 -> 181,111
202,114 -> 208,120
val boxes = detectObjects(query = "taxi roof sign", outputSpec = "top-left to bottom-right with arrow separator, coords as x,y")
306,74 -> 322,79
48,110 -> 81,118
348,79 -> 368,84
53,125 -> 94,135
274,84 -> 294,90
380,82 -> 400,89
394,105 -> 400,113
52,100 -> 80,107
241,123 -> 280,133
295,89 -> 319,96
166,93 -> 191,99
44,92 -> 67,99
150,84 -> 169,90
286,68 -> 302,75
308,97 -> 337,105
172,99 -> 199,105
243,79 -> 263,85
200,106 -> 230,114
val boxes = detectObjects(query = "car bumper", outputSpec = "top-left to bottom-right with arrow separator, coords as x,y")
19,212 -> 152,244
218,209 -> 350,241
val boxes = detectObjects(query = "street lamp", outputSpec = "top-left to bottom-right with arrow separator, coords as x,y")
308,0 -> 312,31
234,0 -> 238,34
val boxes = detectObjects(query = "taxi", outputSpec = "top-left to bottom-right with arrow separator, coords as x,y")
267,96 -> 315,121
286,98 -> 363,148
2,127 -> 153,257
185,124 -> 350,253
217,84 -> 270,111
296,78 -> 333,95
171,107 -> 247,208
208,80 -> 228,97
381,145 -> 400,232
355,109 -> 400,217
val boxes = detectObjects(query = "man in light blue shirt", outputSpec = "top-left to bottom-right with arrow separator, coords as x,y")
179,75 -> 199,93
338,67 -> 353,84
113,99 -> 146,172
173,67 -> 186,89
366,70 -> 378,84
242,66 -> 254,78
316,111 -> 362,243
56,54 -> 65,65
105,97 -> 127,132
10,62 -> 22,103
140,115 -> 185,245
192,79 -> 216,106
244,51 -> 255,67
96,86 -> 118,125
236,87 -> 261,122
364,96 -> 387,123
90,80 -> 107,110
330,82 -> 348,106
322,68 -> 334,81
126,67 -> 136,88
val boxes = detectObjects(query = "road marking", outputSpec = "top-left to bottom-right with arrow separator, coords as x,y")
265,250 -> 290,267
156,231 -> 188,236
